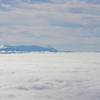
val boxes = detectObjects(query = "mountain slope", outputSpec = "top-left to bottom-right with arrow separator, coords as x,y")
0,45 -> 58,52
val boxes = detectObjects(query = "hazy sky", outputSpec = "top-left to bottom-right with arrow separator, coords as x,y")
0,0 -> 100,51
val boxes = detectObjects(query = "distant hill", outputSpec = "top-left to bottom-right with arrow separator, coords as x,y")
0,45 -> 58,53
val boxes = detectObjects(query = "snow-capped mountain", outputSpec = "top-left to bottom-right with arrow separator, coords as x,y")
0,45 -> 7,49
0,45 -> 58,53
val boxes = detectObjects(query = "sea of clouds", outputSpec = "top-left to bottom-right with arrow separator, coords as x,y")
0,52 -> 100,100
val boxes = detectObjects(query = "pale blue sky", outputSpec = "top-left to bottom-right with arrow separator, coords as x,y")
0,0 -> 100,52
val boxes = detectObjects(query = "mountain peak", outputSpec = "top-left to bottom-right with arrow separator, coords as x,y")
0,45 -> 7,49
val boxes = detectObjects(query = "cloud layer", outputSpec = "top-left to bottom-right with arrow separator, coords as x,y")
0,52 -> 100,100
0,0 -> 100,46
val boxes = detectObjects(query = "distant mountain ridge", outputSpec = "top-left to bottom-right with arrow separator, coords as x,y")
0,45 -> 58,53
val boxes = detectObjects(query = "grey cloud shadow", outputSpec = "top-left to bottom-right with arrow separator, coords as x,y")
28,78 -> 40,82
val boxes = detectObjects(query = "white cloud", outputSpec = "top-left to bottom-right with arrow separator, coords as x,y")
0,0 -> 100,45
0,52 -> 100,100
0,45 -> 7,49
0,25 -> 100,44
